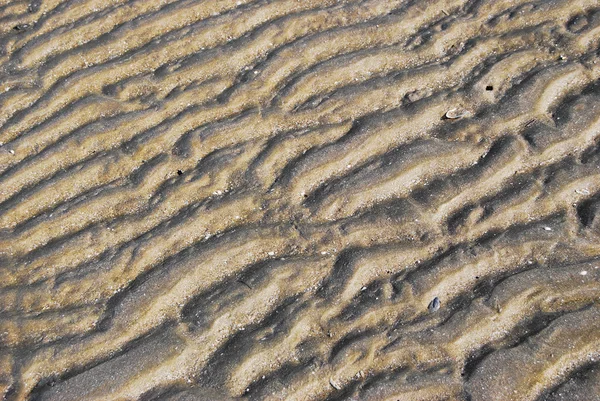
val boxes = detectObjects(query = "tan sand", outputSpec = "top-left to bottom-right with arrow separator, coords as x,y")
0,0 -> 600,400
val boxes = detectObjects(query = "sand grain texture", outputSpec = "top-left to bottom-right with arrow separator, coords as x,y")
0,0 -> 600,400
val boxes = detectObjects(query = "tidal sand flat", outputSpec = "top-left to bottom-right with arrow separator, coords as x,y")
0,0 -> 600,400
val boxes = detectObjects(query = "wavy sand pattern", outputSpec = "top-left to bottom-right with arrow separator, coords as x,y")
0,0 -> 600,400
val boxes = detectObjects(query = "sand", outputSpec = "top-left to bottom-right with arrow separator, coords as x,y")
0,0 -> 599,400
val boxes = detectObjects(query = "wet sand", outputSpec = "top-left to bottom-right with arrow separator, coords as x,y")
0,0 -> 600,400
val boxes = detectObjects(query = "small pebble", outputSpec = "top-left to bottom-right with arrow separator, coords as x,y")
428,297 -> 441,312
13,23 -> 30,32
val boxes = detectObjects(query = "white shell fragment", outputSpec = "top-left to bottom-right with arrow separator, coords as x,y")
444,107 -> 471,119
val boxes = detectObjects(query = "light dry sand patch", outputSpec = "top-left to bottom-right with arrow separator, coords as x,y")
0,0 -> 599,400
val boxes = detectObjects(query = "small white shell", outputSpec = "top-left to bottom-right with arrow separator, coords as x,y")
329,378 -> 342,390
445,107 -> 471,119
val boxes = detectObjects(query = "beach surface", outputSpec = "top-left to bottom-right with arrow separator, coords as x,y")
0,0 -> 600,400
